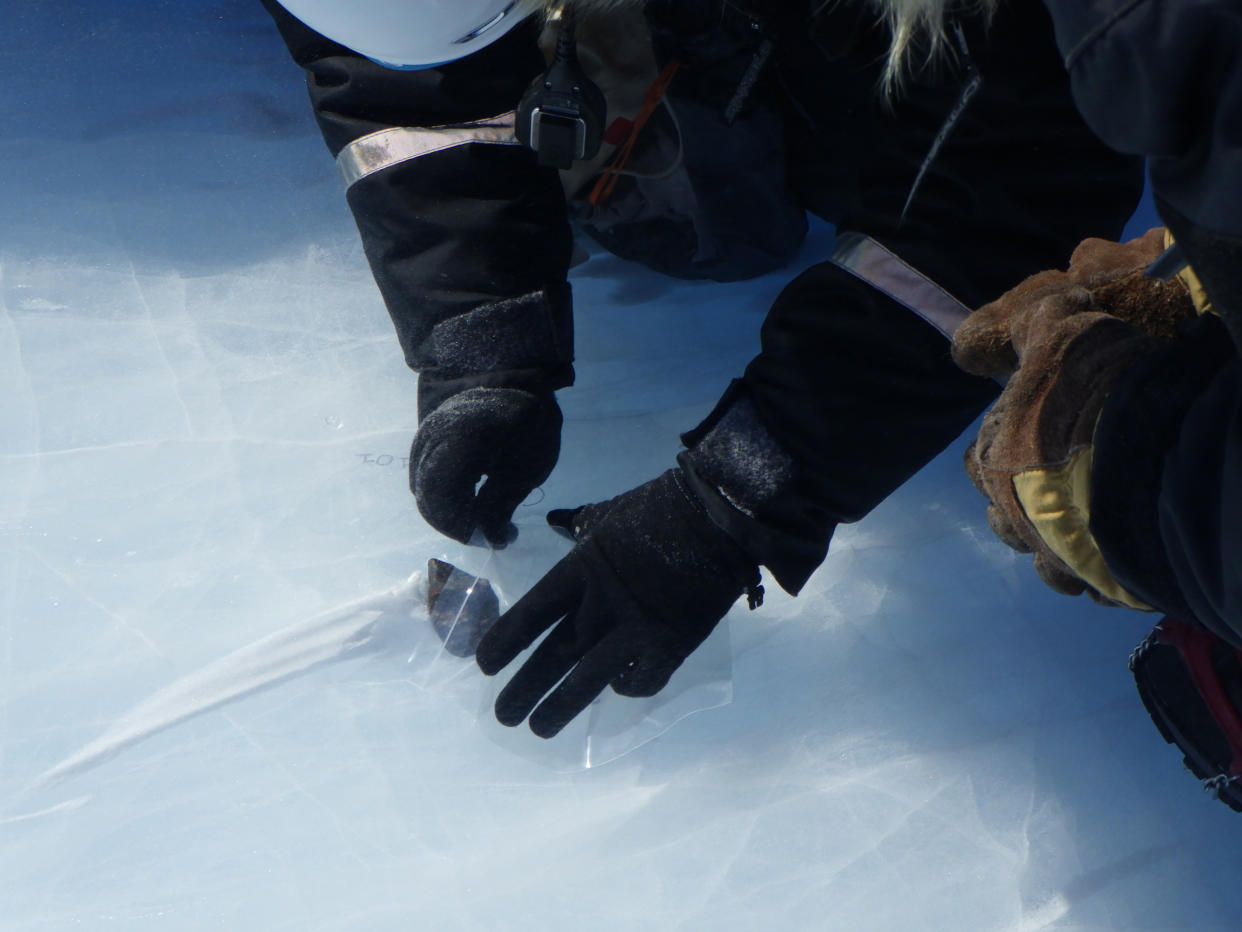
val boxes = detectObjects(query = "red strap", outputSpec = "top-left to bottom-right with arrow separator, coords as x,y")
1161,617 -> 1242,778
589,60 -> 681,208
603,117 -> 634,147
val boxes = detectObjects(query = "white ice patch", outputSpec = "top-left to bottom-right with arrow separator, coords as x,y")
0,3 -> 1235,930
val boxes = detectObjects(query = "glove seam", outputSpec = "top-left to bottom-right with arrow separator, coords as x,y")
417,367 -> 572,420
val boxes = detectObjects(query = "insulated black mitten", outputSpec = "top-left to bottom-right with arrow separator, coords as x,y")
410,385 -> 562,547
475,468 -> 762,737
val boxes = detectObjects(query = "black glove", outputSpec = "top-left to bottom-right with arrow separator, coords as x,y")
474,469 -> 763,738
410,386 -> 562,547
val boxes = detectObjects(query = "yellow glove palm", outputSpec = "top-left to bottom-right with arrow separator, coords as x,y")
952,229 -> 1197,607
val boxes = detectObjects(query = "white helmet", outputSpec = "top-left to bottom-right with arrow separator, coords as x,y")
278,0 -> 541,69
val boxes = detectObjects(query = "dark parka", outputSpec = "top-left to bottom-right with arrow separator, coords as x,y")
261,0 -> 1239,643
1041,0 -> 1242,645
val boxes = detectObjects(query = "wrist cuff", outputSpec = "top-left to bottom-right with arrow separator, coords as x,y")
420,282 -> 574,382
679,382 -> 835,595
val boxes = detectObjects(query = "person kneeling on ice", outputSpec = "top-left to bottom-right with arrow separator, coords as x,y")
261,0 -> 1242,805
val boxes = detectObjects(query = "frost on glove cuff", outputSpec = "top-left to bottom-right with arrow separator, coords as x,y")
678,381 -> 836,595
415,283 -> 575,419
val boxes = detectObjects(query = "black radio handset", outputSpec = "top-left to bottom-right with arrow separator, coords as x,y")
516,12 -> 606,170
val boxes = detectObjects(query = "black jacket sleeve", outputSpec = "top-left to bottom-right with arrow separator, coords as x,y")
1038,0 -> 1242,642
261,1 -> 576,405
680,0 -> 1142,595
688,264 -> 1001,595
1041,0 -> 1242,250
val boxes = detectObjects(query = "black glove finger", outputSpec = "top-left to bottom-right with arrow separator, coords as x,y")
492,618 -> 591,727
528,630 -> 641,738
411,387 -> 562,545
475,555 -> 585,675
546,505 -> 599,543
474,400 -> 563,546
409,427 -> 485,544
546,498 -> 616,542
546,507 -> 584,542
473,474 -> 532,548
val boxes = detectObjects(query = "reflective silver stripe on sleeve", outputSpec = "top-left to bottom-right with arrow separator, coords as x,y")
830,231 -> 972,341
337,112 -> 520,188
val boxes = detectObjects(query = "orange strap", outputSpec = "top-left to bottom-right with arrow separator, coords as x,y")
589,60 -> 681,208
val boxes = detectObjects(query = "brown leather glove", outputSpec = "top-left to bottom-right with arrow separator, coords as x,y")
951,229 -> 1197,607
954,228 -> 1193,376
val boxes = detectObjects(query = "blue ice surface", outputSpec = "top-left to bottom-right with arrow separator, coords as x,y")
1,2 -> 1240,930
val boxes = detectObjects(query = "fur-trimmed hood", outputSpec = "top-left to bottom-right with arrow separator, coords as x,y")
863,0 -> 1000,85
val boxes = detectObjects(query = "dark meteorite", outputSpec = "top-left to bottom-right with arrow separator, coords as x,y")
426,558 -> 500,658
